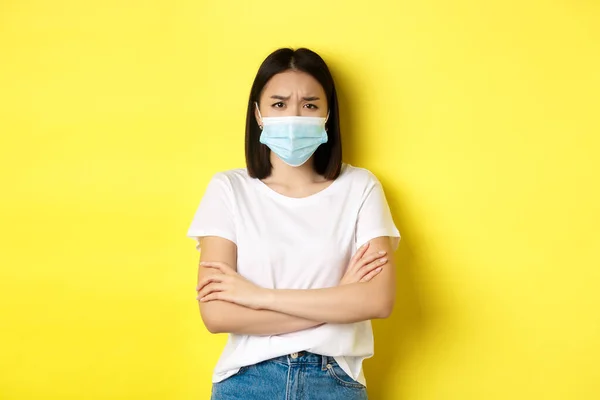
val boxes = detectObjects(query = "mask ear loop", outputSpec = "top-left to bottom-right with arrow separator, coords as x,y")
324,110 -> 330,131
255,102 -> 263,129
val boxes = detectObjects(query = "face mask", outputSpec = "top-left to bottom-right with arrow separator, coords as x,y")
256,103 -> 329,167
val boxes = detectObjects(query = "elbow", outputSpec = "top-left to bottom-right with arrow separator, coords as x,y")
203,318 -> 224,334
373,298 -> 395,319
200,306 -> 226,334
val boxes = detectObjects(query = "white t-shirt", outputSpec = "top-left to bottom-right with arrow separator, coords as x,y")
186,163 -> 401,386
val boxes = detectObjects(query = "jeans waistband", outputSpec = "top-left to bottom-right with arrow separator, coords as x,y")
270,351 -> 331,369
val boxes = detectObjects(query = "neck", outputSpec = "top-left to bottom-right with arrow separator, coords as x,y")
266,153 -> 324,185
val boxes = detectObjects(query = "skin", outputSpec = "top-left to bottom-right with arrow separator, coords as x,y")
197,236 -> 395,324
255,69 -> 332,197
195,237 -> 388,334
195,69 -> 396,333
196,236 -> 324,335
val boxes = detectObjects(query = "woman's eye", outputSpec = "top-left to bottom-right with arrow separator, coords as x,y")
272,102 -> 285,108
304,104 -> 318,109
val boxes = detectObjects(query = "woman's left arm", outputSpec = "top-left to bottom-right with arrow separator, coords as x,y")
263,236 -> 396,323
197,236 -> 396,324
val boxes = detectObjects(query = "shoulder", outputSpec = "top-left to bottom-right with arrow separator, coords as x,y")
209,168 -> 254,191
341,164 -> 382,188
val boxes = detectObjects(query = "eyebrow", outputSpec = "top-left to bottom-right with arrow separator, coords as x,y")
270,95 -> 321,101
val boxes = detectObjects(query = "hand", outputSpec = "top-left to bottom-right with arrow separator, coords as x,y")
196,261 -> 267,310
339,241 -> 388,285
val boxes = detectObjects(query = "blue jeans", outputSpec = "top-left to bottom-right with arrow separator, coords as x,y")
210,351 -> 368,400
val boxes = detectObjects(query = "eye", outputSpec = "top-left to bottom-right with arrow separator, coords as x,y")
271,102 -> 285,108
304,104 -> 318,109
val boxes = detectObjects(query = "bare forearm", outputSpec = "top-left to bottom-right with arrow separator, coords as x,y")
263,283 -> 394,324
194,237 -> 321,335
261,238 -> 396,323
200,301 -> 322,336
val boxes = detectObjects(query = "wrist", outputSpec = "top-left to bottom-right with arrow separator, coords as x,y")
260,288 -> 277,310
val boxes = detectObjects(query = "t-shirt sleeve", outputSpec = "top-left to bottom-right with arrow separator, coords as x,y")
186,173 -> 237,251
355,175 -> 401,251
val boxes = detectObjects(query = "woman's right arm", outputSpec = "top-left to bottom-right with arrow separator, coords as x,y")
197,236 -> 321,336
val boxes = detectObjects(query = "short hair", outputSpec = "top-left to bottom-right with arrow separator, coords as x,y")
245,48 -> 342,180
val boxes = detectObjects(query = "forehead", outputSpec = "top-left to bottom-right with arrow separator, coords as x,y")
262,70 -> 325,95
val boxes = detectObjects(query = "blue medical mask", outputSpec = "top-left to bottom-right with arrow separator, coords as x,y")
256,103 -> 329,167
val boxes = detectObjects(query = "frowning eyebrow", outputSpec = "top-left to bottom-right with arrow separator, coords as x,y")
270,95 -> 321,101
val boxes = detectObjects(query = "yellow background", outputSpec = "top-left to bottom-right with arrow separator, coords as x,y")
1,0 -> 599,399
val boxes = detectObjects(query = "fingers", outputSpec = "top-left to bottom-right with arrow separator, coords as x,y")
357,257 -> 388,279
200,261 -> 234,274
360,266 -> 383,282
199,292 -> 224,303
196,274 -> 226,292
351,242 -> 370,264
357,250 -> 387,268
196,267 -> 226,291
196,282 -> 224,300
342,244 -> 387,285
199,292 -> 222,302
346,243 -> 372,276
196,275 -> 214,291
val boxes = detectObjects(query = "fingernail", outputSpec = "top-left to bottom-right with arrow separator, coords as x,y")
380,258 -> 387,263
378,251 -> 386,255
376,267 -> 383,272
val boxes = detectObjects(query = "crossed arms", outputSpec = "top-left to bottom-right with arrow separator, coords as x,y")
195,236 -> 396,336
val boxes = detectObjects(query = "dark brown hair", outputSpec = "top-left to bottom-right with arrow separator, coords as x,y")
245,48 -> 342,179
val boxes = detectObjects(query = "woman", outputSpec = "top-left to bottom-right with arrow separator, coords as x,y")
187,48 -> 401,400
